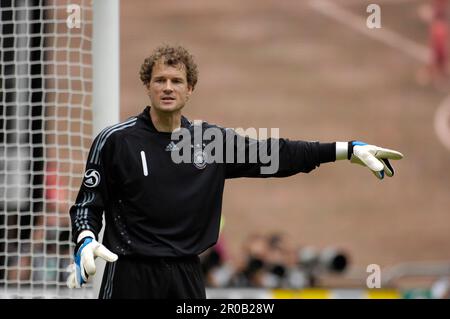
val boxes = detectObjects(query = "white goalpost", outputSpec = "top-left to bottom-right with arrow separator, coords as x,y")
91,0 -> 119,298
0,0 -> 119,298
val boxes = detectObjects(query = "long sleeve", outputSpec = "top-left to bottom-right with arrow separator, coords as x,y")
69,132 -> 111,243
223,128 -> 336,179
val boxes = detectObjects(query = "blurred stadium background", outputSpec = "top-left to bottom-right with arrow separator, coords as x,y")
1,0 -> 450,298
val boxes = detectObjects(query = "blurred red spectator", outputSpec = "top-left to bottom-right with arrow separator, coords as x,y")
430,0 -> 448,78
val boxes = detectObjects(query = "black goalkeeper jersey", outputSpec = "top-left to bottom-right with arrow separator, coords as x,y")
69,106 -> 336,257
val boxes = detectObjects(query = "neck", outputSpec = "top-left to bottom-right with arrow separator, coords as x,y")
149,107 -> 182,133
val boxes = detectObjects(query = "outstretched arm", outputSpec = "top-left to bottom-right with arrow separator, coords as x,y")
223,128 -> 403,179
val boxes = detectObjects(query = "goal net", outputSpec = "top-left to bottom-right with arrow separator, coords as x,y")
0,0 -> 116,298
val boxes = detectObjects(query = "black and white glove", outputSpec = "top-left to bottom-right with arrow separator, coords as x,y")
336,141 -> 404,180
66,231 -> 118,288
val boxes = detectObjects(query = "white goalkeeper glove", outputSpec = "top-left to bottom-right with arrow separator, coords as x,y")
66,232 -> 118,288
336,141 -> 404,179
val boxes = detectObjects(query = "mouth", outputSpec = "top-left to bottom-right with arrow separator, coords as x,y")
161,96 -> 176,102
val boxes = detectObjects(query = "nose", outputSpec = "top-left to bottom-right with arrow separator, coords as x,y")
163,80 -> 173,93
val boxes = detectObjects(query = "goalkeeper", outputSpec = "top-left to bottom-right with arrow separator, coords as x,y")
67,45 -> 403,298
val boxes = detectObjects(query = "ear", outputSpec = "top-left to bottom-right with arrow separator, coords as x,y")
145,82 -> 151,95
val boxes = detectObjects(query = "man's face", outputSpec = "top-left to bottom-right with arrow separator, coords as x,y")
147,59 -> 192,113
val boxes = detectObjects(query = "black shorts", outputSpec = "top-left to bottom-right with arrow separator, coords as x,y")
98,255 -> 206,299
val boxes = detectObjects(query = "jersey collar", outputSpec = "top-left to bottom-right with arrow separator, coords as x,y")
138,106 -> 192,133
